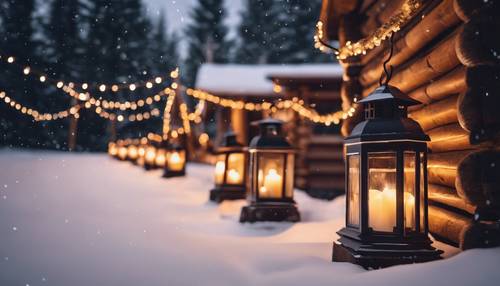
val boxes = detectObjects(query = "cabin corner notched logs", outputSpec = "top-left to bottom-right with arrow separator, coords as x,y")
336,0 -> 500,249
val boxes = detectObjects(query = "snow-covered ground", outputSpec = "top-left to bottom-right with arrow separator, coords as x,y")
1,150 -> 499,286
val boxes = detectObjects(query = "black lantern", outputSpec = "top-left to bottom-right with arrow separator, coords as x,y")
108,142 -> 118,157
143,140 -> 158,170
332,85 -> 442,268
136,137 -> 148,166
117,140 -> 128,161
162,134 -> 186,178
126,140 -> 139,162
209,131 -> 247,203
240,119 -> 300,223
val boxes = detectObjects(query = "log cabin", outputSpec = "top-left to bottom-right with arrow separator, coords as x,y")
318,0 -> 500,249
267,69 -> 344,199
195,63 -> 345,199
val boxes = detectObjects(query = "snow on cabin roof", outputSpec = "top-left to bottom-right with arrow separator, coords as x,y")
195,63 -> 343,96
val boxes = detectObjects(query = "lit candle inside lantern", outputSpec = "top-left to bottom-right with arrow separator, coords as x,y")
168,152 -> 184,171
127,145 -> 138,160
259,168 -> 282,198
145,147 -> 156,164
404,191 -> 415,229
214,161 -> 225,184
227,169 -> 241,184
118,146 -> 128,160
368,187 -> 396,232
155,150 -> 166,167
108,143 -> 118,156
138,146 -> 145,157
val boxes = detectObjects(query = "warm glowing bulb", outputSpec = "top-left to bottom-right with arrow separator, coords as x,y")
82,83 -> 88,90
99,84 -> 106,92
129,84 -> 136,91
112,85 -> 119,92
155,77 -> 162,84
56,81 -> 64,88
117,115 -> 124,122
23,67 -> 30,75
146,82 -> 153,88
170,69 -> 179,79
7,57 -> 14,63
78,93 -> 89,101
39,76 -> 46,82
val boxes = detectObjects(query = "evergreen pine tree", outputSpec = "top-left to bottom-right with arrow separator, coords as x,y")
79,0 -> 153,150
0,0 -> 46,148
42,0 -> 84,150
236,0 -> 329,64
184,0 -> 230,87
277,0 -> 328,63
145,10 -> 180,135
236,0 -> 279,64
150,10 -> 179,75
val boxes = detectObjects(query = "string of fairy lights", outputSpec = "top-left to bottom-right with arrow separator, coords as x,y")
2,52 -> 354,127
314,0 -> 421,60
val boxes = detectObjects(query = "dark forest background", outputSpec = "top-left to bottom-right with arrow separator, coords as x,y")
0,0 -> 328,151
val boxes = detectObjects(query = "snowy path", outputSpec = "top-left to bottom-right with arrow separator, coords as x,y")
0,150 -> 499,286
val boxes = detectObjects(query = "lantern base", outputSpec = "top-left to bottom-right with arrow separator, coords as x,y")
239,202 -> 300,223
163,169 -> 185,178
143,164 -> 157,171
209,186 -> 246,203
332,231 -> 443,269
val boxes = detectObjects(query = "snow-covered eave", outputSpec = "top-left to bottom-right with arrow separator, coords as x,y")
195,63 -> 343,98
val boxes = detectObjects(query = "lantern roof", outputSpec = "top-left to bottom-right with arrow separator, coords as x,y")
249,118 -> 293,149
358,85 -> 421,106
347,85 -> 429,142
217,130 -> 245,153
357,85 -> 421,106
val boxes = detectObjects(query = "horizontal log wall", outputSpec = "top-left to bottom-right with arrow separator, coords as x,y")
337,0 -> 500,249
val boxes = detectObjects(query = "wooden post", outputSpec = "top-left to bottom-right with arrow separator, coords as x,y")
109,119 -> 117,142
67,98 -> 78,151
231,108 -> 248,144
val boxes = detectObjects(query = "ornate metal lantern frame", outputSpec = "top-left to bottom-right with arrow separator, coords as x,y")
209,131 -> 247,203
162,136 -> 186,178
332,85 -> 442,268
240,119 -> 300,223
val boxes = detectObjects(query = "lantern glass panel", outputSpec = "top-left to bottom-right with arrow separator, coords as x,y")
420,152 -> 426,232
155,149 -> 166,167
214,154 -> 226,184
285,153 -> 294,198
347,154 -> 360,227
368,152 -> 397,232
168,150 -> 185,171
404,152 -> 416,232
257,153 -> 285,199
226,153 -> 244,185
145,146 -> 156,164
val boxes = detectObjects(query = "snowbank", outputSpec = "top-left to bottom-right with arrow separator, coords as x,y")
0,150 -> 498,286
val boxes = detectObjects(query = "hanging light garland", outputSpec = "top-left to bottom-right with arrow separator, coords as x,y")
3,54 -> 348,126
314,0 -> 421,60
1,54 -> 174,93
0,90 -> 80,121
185,87 -> 354,126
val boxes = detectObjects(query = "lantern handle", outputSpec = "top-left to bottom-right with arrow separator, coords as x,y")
379,33 -> 395,86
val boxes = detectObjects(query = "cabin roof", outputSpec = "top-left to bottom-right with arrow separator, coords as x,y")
195,63 -> 343,98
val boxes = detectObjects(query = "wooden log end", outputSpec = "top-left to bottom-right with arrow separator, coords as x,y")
453,0 -> 500,22
460,222 -> 500,250
455,149 -> 500,213
456,17 -> 500,67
